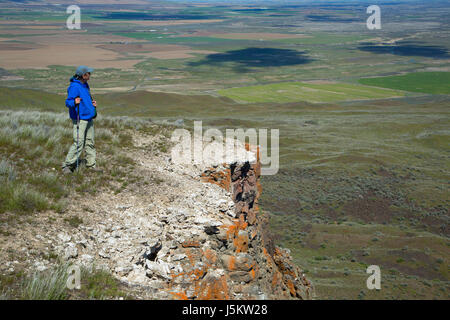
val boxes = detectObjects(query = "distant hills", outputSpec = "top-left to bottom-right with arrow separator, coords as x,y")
0,0 -> 430,4
0,0 -> 170,5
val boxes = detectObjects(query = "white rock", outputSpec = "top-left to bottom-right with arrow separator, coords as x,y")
145,260 -> 172,280
81,254 -> 94,263
64,244 -> 78,260
126,267 -> 147,284
57,233 -> 71,243
116,205 -> 132,210
171,254 -> 187,261
34,261 -> 47,272
99,250 -> 110,259
226,210 -> 237,218
107,237 -> 116,246
115,266 -> 133,276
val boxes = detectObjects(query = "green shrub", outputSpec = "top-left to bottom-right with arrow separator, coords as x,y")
28,172 -> 67,200
0,159 -> 16,182
0,183 -> 49,214
79,268 -> 127,300
20,264 -> 70,300
64,216 -> 83,228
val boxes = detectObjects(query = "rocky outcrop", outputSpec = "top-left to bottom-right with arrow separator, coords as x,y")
192,145 -> 314,300
11,133 -> 313,300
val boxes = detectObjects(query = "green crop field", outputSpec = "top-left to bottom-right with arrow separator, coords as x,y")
359,72 -> 450,95
218,82 -> 408,104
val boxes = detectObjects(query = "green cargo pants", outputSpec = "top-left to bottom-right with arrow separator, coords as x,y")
62,119 -> 96,169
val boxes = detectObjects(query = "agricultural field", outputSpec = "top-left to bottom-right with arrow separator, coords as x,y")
0,0 -> 449,300
359,72 -> 450,95
217,82 -> 409,104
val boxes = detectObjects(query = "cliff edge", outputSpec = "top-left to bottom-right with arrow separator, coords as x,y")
0,129 -> 314,300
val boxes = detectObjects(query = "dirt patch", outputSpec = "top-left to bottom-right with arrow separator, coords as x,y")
300,223 -> 313,233
376,167 -> 395,178
0,43 -> 143,69
97,43 -> 217,59
0,29 -> 59,35
354,249 -> 446,281
97,43 -> 190,54
342,192 -> 394,224
15,32 -> 147,45
0,42 -> 44,51
420,214 -> 449,236
19,26 -> 62,30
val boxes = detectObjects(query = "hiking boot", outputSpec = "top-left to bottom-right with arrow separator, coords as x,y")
62,166 -> 73,175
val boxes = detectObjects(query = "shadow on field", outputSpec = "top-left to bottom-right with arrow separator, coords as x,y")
189,47 -> 313,72
95,12 -> 222,20
358,41 -> 450,58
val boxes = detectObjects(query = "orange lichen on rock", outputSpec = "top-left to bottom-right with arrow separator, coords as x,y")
197,275 -> 230,300
228,255 -> 236,271
273,247 -> 296,278
182,240 -> 200,248
201,167 -> 231,191
203,248 -> 218,264
248,262 -> 258,280
286,280 -> 297,296
233,231 -> 249,253
169,291 -> 189,300
262,247 -> 274,267
171,266 -> 207,283
271,271 -> 279,289
221,215 -> 248,241
188,149 -> 314,300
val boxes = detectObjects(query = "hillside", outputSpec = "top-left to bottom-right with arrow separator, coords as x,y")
0,110 -> 313,300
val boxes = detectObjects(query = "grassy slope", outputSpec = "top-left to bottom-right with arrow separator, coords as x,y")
217,82 -> 408,104
0,86 -> 237,117
1,88 -> 448,299
359,72 -> 450,95
0,109 -> 174,299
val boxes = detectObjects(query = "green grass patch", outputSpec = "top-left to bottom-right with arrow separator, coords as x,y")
273,33 -> 369,45
64,216 -> 83,228
0,110 -> 171,216
114,33 -> 248,45
78,268 -> 128,299
0,182 -> 50,215
1,263 -> 130,300
218,81 -> 406,104
359,72 -> 450,95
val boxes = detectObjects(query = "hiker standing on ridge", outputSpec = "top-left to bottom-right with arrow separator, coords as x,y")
62,66 -> 101,174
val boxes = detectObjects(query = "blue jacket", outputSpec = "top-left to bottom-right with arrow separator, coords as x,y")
65,77 -> 96,120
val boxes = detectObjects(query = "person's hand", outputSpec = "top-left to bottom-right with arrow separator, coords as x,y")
75,97 -> 81,105
92,100 -> 97,107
